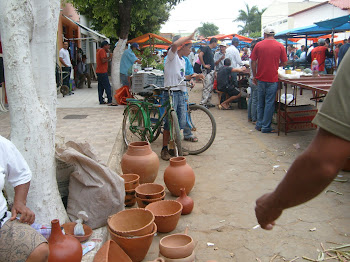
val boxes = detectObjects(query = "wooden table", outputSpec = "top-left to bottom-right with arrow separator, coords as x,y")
277,75 -> 335,135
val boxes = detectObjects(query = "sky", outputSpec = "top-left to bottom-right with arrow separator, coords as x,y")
160,0 -> 324,35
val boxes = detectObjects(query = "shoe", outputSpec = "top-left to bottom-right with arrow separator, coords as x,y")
169,148 -> 189,157
184,136 -> 198,142
88,86 -> 92,88
206,103 -> 215,108
161,147 -> 171,161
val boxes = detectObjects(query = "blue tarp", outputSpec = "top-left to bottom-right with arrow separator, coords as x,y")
315,15 -> 350,29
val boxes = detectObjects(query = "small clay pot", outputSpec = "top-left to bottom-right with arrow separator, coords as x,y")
107,208 -> 154,237
135,183 -> 165,199
125,189 -> 136,207
158,250 -> 195,262
135,192 -> 166,208
145,200 -> 183,233
62,222 -> 93,242
159,231 -> 195,259
108,222 -> 157,262
176,188 -> 194,215
121,174 -> 140,190
93,240 -> 132,262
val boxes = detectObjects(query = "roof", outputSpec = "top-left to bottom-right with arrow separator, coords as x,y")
127,33 -> 171,44
329,0 -> 350,9
289,1 -> 329,16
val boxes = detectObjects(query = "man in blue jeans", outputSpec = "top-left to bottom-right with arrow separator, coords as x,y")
250,27 -> 287,133
96,41 -> 113,105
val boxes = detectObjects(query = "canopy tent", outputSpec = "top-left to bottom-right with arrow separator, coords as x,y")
142,44 -> 170,50
315,15 -> 350,29
207,33 -> 253,43
127,33 -> 171,45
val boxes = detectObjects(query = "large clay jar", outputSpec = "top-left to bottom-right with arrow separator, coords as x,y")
48,219 -> 83,262
121,142 -> 159,184
164,157 -> 195,197
176,188 -> 194,215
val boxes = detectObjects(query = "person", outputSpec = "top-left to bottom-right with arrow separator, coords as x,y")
96,40 -> 113,105
217,58 -> 246,110
76,55 -> 91,89
295,45 -> 304,58
160,31 -> 199,161
188,48 -> 196,67
286,45 -> 296,62
226,37 -> 243,69
294,47 -> 307,64
334,43 -> 342,67
214,42 -> 226,72
255,50 -> 350,230
337,36 -> 350,66
59,41 -> 73,95
0,135 -> 49,262
198,37 -> 218,108
310,38 -> 332,74
250,26 -> 288,133
120,43 -> 141,87
241,47 -> 249,61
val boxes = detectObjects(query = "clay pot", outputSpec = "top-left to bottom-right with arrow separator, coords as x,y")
62,222 -> 93,242
93,240 -> 132,262
342,157 -> 350,172
125,189 -> 136,207
121,142 -> 159,184
135,183 -> 165,199
158,251 -> 195,262
145,200 -> 182,233
135,192 -> 166,208
121,174 -> 140,190
108,222 -> 157,262
176,188 -> 194,215
107,208 -> 154,237
48,219 -> 83,262
164,157 -> 195,197
159,230 -> 195,259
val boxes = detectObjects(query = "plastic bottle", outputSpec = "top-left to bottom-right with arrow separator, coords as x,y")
311,58 -> 319,77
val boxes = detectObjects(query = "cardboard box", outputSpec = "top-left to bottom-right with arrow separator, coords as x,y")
278,104 -> 318,132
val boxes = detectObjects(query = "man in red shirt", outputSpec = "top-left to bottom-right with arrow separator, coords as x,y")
311,38 -> 332,73
96,41 -> 113,105
250,27 -> 287,133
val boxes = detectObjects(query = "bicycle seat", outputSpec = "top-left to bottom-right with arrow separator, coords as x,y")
138,91 -> 154,97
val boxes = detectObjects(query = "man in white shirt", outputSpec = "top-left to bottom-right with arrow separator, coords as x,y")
225,37 -> 243,69
59,41 -> 73,94
214,42 -> 226,71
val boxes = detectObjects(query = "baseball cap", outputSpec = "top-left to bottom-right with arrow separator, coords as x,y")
101,40 -> 110,47
264,27 -> 275,35
231,37 -> 240,43
219,41 -> 227,47
131,43 -> 140,50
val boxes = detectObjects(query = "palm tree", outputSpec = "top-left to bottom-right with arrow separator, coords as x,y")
234,3 -> 265,36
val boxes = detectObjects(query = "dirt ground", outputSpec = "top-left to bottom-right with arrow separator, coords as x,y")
140,84 -> 350,262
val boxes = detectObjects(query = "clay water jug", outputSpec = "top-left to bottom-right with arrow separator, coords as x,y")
176,188 -> 194,215
48,219 -> 83,262
121,141 -> 159,184
164,157 -> 195,197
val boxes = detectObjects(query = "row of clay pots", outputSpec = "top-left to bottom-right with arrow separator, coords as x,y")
121,174 -> 140,207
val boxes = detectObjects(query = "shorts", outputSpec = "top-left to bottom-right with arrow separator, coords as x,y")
193,63 -> 202,74
218,85 -> 240,97
161,91 -> 187,131
0,219 -> 47,262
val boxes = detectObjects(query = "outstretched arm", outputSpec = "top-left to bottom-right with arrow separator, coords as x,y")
171,29 -> 196,53
11,182 -> 35,224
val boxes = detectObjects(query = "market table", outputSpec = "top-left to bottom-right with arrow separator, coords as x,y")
277,74 -> 335,135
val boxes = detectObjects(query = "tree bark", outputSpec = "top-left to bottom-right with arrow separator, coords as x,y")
111,39 -> 127,95
0,0 -> 68,224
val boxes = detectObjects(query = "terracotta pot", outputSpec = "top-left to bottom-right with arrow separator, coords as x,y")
145,200 -> 182,233
125,189 -> 136,207
121,174 -> 140,190
342,157 -> 350,172
48,219 -> 83,262
107,208 -> 154,237
108,222 -> 157,262
135,192 -> 166,208
158,250 -> 195,262
121,142 -> 159,184
62,222 -> 93,242
176,188 -> 194,215
164,157 -> 195,197
93,240 -> 132,262
159,230 -> 194,259
135,183 -> 165,199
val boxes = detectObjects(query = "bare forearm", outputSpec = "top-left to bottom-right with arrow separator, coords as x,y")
251,60 -> 257,77
14,182 -> 30,205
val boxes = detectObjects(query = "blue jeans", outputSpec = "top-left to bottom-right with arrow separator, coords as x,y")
120,73 -> 129,86
161,91 -> 187,131
256,81 -> 278,133
247,78 -> 258,122
97,73 -> 112,104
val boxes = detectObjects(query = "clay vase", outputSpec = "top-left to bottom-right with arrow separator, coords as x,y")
121,142 -> 159,184
164,157 -> 195,197
176,188 -> 194,215
48,219 -> 83,262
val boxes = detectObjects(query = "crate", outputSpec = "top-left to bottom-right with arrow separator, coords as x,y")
132,72 -> 157,93
278,104 -> 318,132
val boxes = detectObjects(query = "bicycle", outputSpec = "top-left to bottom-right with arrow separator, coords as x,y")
122,80 -> 216,155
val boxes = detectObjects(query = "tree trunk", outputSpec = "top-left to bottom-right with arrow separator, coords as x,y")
111,39 -> 127,95
0,0 -> 68,224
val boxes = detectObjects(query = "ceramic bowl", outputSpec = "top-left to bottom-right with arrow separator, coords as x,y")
93,240 -> 132,262
145,200 -> 183,233
159,233 -> 195,259
107,208 -> 154,237
158,250 -> 195,262
135,192 -> 166,208
135,183 -> 165,199
108,222 -> 157,262
62,222 -> 93,242
121,174 -> 140,190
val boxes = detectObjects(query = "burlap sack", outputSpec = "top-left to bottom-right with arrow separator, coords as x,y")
56,141 -> 125,229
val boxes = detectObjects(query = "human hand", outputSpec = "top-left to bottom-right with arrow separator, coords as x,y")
255,193 -> 283,230
204,64 -> 210,69
253,77 -> 257,85
11,202 -> 35,225
241,66 -> 246,71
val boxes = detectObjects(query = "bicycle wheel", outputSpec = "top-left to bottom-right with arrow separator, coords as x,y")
182,104 -> 216,155
169,110 -> 183,156
122,104 -> 147,146
149,107 -> 162,142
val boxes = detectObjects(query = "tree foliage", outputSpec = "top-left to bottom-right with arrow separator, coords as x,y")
234,3 -> 265,37
70,0 -> 182,40
198,22 -> 219,37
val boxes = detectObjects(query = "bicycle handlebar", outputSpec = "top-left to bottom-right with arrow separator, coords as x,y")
144,79 -> 192,91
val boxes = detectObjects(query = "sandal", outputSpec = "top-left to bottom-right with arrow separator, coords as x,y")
184,136 -> 198,142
